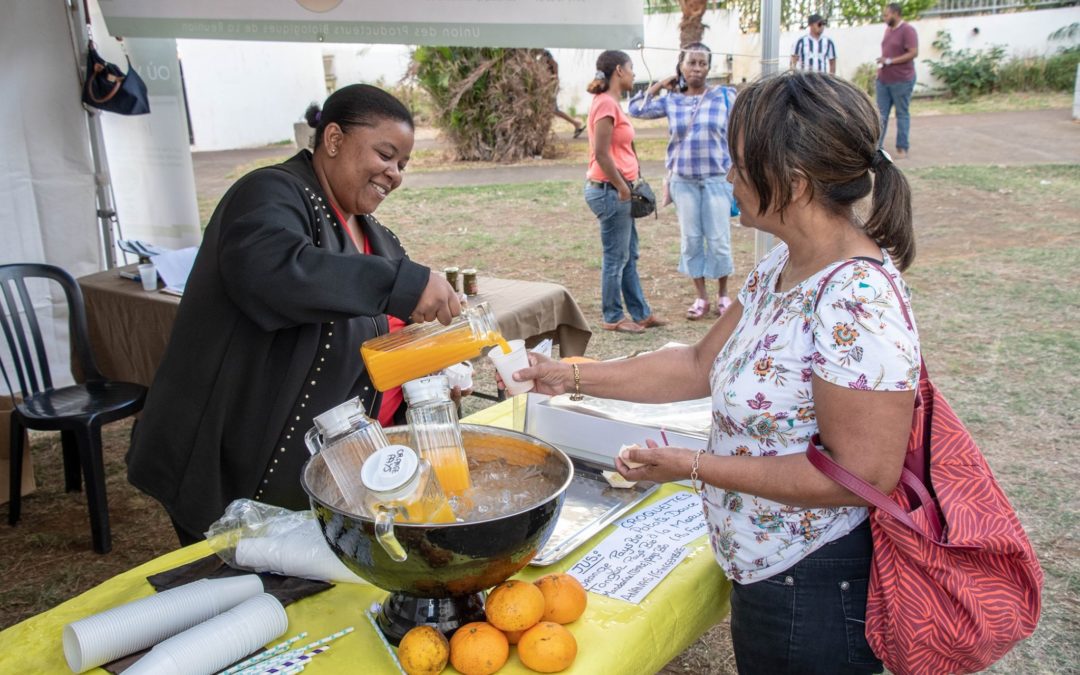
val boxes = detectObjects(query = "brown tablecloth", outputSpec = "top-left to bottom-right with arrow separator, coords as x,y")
77,266 -> 591,388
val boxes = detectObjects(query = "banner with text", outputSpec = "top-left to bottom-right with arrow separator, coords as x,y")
97,0 -> 643,48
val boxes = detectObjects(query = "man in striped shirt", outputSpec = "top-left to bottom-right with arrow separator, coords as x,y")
791,14 -> 836,74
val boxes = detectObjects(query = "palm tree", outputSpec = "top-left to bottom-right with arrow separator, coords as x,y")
678,0 -> 709,46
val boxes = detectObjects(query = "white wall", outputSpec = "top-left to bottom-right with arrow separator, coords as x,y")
177,39 -> 327,150
173,6 -> 1077,149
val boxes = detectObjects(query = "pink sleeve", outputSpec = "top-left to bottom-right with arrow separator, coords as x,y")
904,25 -> 919,51
592,95 -> 617,122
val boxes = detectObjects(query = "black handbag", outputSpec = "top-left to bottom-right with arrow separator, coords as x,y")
81,0 -> 149,116
628,177 -> 657,219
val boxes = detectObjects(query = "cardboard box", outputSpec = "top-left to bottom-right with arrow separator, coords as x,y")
524,393 -> 708,468
0,395 -> 36,505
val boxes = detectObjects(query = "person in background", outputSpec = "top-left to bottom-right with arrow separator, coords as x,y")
584,49 -> 667,334
629,42 -> 738,321
876,2 -> 919,158
127,84 -> 459,545
540,50 -> 587,139
791,14 -> 837,74
515,72 -> 918,674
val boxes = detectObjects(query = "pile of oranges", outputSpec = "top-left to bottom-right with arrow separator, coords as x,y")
397,573 -> 588,675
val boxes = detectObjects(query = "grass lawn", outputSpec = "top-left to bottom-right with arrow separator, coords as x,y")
2,165 -> 1076,674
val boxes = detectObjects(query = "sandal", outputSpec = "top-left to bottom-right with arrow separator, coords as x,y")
715,296 -> 733,317
686,299 -> 709,321
602,318 -> 646,334
573,125 -> 586,139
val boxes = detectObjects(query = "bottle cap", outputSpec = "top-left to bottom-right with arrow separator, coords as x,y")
313,397 -> 364,437
402,375 -> 451,405
361,445 -> 419,493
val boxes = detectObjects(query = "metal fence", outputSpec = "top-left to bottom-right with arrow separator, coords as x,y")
905,0 -> 1074,17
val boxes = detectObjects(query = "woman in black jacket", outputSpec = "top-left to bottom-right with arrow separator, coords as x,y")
127,85 -> 459,544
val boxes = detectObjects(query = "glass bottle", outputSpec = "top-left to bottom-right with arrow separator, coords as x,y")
360,302 -> 509,392
360,445 -> 456,561
403,375 -> 471,497
304,397 -> 390,514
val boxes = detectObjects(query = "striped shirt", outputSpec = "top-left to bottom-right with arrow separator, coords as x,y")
792,35 -> 837,72
627,85 -> 735,179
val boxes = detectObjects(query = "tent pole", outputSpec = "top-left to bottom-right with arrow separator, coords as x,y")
754,0 -> 782,261
67,0 -> 120,269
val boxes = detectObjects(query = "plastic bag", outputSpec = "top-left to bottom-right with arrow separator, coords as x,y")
206,499 -> 366,584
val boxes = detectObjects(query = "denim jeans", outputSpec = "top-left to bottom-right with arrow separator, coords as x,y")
669,174 -> 735,280
584,183 -> 651,324
876,78 -> 915,151
730,521 -> 883,675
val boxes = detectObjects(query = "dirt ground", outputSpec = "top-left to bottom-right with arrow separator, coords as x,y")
1,106 -> 1077,673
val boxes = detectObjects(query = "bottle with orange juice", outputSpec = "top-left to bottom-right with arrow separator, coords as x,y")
360,302 -> 511,392
402,375 -> 471,497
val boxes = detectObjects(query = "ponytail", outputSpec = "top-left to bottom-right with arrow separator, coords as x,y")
586,72 -> 608,94
865,157 -> 915,271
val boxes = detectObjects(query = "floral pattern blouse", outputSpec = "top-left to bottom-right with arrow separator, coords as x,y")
703,243 -> 920,583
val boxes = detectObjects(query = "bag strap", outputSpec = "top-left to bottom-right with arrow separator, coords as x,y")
808,257 -> 956,544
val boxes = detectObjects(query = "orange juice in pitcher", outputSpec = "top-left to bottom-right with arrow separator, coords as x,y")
403,375 -> 471,496
360,302 -> 510,392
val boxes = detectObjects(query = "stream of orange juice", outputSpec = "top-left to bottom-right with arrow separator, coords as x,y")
362,329 -> 513,391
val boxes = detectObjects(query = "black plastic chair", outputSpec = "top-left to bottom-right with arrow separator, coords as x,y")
0,264 -> 146,553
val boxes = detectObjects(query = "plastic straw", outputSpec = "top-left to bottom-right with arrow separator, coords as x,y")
364,610 -> 407,675
257,647 -> 328,674
221,632 -> 307,674
660,427 -> 670,446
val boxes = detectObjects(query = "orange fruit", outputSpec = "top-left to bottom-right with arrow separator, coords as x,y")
504,628 -> 525,645
449,621 -> 509,675
517,621 -> 578,673
398,625 -> 450,675
534,573 -> 588,624
485,579 -> 545,632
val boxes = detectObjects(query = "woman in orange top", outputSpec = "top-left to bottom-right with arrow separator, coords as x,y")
584,50 -> 666,334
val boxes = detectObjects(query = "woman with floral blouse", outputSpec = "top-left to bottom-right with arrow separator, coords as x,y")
515,72 -> 917,674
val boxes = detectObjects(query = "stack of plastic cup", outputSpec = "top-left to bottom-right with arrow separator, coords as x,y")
125,593 -> 288,675
63,575 -> 263,673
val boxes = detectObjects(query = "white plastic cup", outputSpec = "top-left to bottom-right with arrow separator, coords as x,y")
125,593 -> 288,675
138,263 -> 158,291
488,339 -> 534,396
62,575 -> 264,673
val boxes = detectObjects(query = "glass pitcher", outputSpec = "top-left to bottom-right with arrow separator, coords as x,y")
304,397 -> 390,514
360,445 -> 456,562
403,375 -> 471,497
360,302 -> 508,392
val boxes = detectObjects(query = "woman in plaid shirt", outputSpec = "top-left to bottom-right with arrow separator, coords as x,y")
629,43 -> 737,321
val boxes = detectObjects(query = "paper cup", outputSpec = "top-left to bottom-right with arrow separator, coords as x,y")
125,593 -> 288,675
138,263 -> 157,291
62,575 -> 264,673
489,339 -> 534,396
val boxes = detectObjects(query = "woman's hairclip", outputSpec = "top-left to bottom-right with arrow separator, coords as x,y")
594,70 -> 607,81
871,148 -> 893,171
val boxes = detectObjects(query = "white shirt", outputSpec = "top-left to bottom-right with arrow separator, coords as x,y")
703,245 -> 920,583
793,34 -> 837,72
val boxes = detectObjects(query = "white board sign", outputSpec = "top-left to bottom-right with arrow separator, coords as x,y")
97,0 -> 644,48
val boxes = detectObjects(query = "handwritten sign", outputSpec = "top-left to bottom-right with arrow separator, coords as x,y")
569,529 -> 689,604
615,491 -> 707,545
567,492 -> 708,604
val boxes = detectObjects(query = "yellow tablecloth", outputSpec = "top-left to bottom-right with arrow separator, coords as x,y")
0,401 -> 730,675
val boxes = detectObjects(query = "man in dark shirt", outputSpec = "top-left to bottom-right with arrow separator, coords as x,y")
876,2 -> 919,158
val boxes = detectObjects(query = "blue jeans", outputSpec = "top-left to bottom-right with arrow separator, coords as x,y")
730,521 -> 883,675
669,175 -> 735,280
584,183 -> 651,324
876,78 -> 915,151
